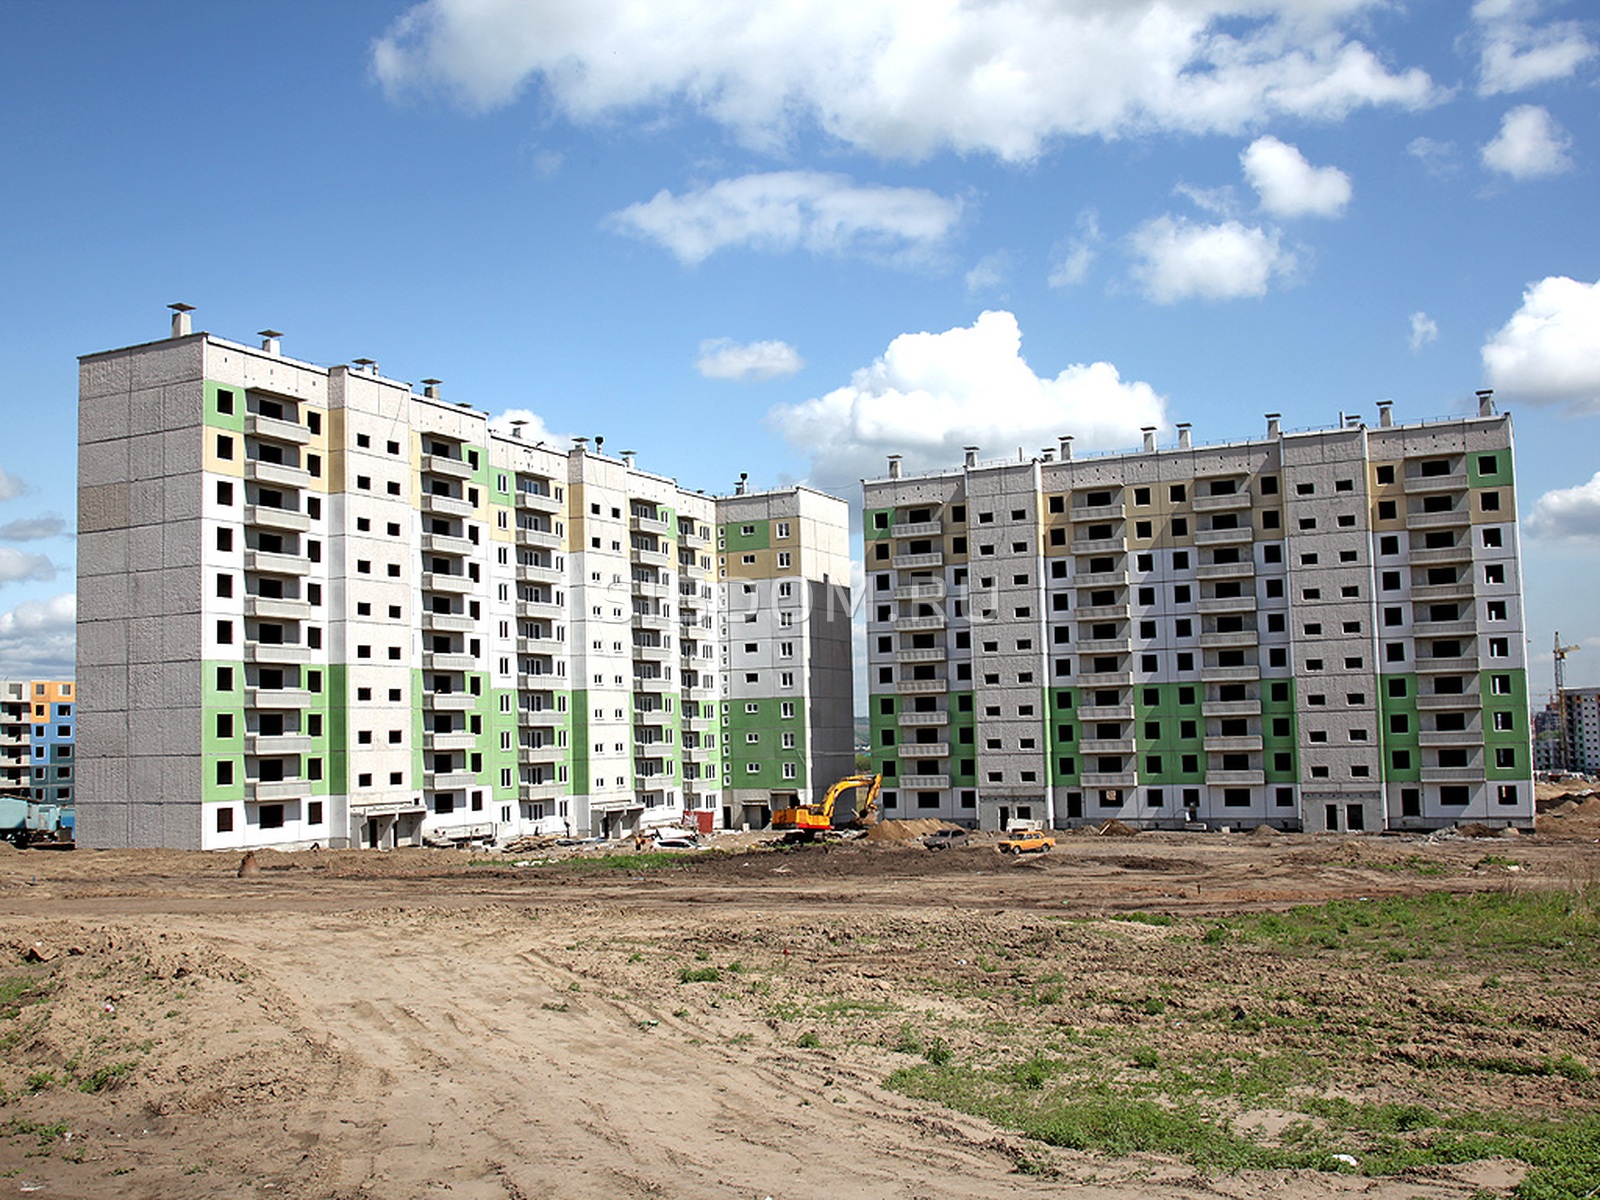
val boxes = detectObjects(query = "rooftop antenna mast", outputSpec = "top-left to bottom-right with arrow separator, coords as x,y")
1554,631 -> 1581,772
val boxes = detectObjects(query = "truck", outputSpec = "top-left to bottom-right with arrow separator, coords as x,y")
771,774 -> 882,839
0,798 -> 75,848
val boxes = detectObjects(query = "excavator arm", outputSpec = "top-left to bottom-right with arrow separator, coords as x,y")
773,774 -> 882,834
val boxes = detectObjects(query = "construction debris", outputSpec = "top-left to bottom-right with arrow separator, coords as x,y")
501,835 -> 560,855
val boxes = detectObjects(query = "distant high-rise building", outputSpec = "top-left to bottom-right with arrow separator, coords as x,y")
862,403 -> 1534,832
76,309 -> 851,850
0,680 -> 76,804
1561,688 -> 1600,776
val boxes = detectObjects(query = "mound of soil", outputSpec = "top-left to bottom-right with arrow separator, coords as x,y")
1537,794 -> 1600,838
863,818 -> 950,842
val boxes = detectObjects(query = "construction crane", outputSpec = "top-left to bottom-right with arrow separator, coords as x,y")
1554,631 -> 1581,772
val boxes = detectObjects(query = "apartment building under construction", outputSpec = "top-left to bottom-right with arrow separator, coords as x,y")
862,402 -> 1534,833
76,308 -> 851,850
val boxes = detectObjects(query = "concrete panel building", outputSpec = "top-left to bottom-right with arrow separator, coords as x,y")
863,402 -> 1534,833
77,308 -> 852,850
0,681 -> 76,803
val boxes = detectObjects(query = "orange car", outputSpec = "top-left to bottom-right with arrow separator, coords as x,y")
998,830 -> 1055,854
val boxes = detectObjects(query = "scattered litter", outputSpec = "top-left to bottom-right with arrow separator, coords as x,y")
1330,1153 -> 1359,1168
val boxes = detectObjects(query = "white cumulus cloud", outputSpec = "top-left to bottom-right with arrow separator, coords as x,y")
1481,104 -> 1573,179
768,310 -> 1168,490
1482,276 -> 1600,411
0,549 -> 55,585
1406,136 -> 1459,177
965,252 -> 1010,295
1474,0 -> 1597,95
373,0 -> 1440,162
0,517 -> 65,541
1241,135 -> 1352,218
1526,472 -> 1600,542
1409,311 -> 1439,351
695,338 -> 804,382
606,171 -> 963,266
1048,209 -> 1102,288
1126,216 -> 1296,303
0,592 -> 75,679
486,409 -> 575,448
0,592 -> 74,637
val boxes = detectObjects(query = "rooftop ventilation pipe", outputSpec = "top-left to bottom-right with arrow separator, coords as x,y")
1059,436 -> 1073,461
621,450 -> 637,468
258,329 -> 282,355
352,357 -> 376,375
735,472 -> 748,494
1377,400 -> 1394,428
169,303 -> 194,338
510,419 -> 527,440
422,378 -> 441,400
963,446 -> 979,467
1142,426 -> 1157,452
1266,413 -> 1281,437
887,454 -> 902,479
1477,389 -> 1495,417
1177,423 -> 1192,450
572,436 -> 589,454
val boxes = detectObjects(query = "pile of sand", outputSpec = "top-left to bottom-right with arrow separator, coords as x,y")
1248,823 -> 1282,838
1096,819 -> 1137,837
1538,794 -> 1600,838
863,818 -> 951,843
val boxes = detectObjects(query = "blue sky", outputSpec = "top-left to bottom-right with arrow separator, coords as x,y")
1,0 -> 1597,700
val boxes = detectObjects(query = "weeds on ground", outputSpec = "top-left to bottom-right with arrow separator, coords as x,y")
871,890 -> 1600,1198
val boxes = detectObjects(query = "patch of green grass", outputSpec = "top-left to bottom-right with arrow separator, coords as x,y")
922,1038 -> 953,1066
1222,890 -> 1600,966
817,998 -> 900,1017
77,1062 -> 134,1093
555,852 -> 689,873
796,1031 -> 821,1048
886,1067 -> 1320,1172
5,1118 -> 68,1148
889,1062 -> 1600,1195
678,967 -> 722,984
0,975 -> 50,1021
24,1072 -> 58,1093
1110,912 -> 1175,927
1130,1047 -> 1159,1069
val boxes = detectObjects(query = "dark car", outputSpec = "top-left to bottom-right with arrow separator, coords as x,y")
923,827 -> 971,850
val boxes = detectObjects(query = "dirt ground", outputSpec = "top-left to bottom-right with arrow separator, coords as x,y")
0,819 -> 1595,1200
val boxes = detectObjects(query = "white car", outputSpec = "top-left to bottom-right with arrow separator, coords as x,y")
649,829 -> 701,850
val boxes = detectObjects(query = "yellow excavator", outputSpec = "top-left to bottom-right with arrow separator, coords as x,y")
771,774 -> 882,838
